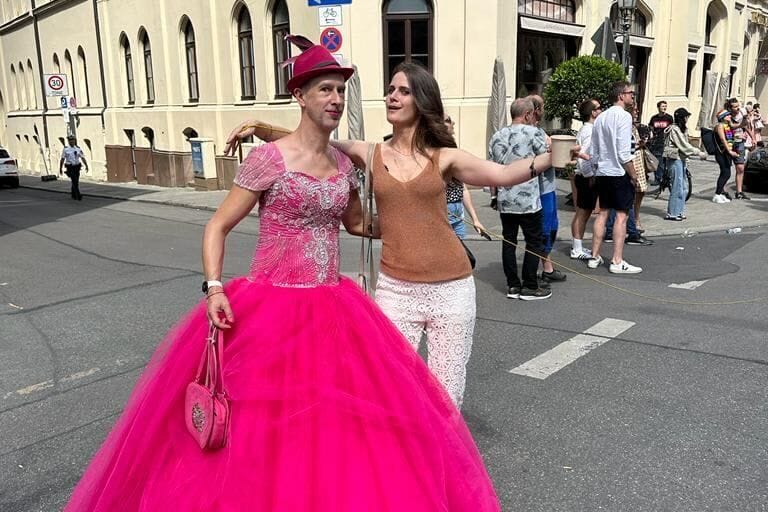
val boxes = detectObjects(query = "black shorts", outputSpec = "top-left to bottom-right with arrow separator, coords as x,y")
574,174 -> 598,211
596,174 -> 635,211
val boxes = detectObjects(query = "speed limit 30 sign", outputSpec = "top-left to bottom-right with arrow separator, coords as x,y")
44,74 -> 69,97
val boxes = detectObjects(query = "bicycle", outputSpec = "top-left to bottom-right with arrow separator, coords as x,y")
653,158 -> 692,202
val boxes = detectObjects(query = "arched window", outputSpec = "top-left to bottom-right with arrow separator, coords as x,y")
53,53 -> 60,73
382,0 -> 433,92
120,34 -> 135,104
140,30 -> 155,103
141,126 -> 155,149
272,0 -> 291,97
237,5 -> 256,99
26,58 -> 37,109
10,64 -> 18,110
519,0 -> 576,24
183,127 -> 199,140
18,62 -> 27,110
77,47 -> 91,106
182,19 -> 200,102
609,3 -> 647,37
64,50 -> 75,102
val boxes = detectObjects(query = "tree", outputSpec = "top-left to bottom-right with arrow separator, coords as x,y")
543,55 -> 626,124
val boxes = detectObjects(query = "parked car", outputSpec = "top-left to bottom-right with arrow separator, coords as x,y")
0,147 -> 19,188
745,145 -> 768,193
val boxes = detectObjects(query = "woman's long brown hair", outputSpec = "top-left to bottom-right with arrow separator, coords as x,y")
391,62 -> 457,156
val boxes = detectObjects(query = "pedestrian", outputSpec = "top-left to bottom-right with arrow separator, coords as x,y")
527,94 -> 567,284
225,62 -> 562,408
726,98 -> 753,200
753,103 -> 764,146
712,109 -> 737,203
587,81 -> 643,274
662,108 -> 707,221
59,136 -> 88,200
489,97 -> 551,300
65,41 -> 501,512
444,115 -> 486,240
631,106 -> 651,232
570,98 -> 601,261
648,100 -> 673,185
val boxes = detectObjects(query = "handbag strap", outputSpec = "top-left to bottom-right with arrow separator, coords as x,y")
358,144 -> 377,293
195,324 -> 225,394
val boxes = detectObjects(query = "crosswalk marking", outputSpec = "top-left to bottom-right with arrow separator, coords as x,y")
509,318 -> 635,380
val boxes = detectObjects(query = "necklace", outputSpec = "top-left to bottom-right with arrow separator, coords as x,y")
388,143 -> 414,157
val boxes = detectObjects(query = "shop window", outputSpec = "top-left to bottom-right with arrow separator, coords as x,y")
182,18 -> 200,102
237,5 -> 256,99
140,30 -> 155,103
518,0 -> 576,24
609,3 -> 647,37
701,53 -> 715,96
272,0 -> 291,97
120,34 -> 135,104
382,0 -> 433,93
685,59 -> 696,97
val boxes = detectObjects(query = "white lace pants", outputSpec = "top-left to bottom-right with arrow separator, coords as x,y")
375,273 -> 476,408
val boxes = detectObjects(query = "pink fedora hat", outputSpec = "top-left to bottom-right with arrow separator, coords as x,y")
284,35 -> 354,92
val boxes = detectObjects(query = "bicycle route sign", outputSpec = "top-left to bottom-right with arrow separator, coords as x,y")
44,74 -> 69,97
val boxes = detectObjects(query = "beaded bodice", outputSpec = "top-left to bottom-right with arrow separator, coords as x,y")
233,143 -> 357,288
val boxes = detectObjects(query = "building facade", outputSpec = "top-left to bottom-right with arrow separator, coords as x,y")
1,0 -> 767,187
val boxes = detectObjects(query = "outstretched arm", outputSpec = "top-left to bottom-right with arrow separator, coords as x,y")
224,120 -> 292,156
442,147 -> 558,187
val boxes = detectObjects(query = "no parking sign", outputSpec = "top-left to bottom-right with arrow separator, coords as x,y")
320,28 -> 343,53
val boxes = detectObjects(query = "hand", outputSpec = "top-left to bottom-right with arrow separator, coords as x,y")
730,151 -> 739,158
206,291 -> 234,329
570,145 -> 581,164
699,152 -> 708,160
473,221 -> 486,235
630,176 -> 638,189
224,120 -> 259,157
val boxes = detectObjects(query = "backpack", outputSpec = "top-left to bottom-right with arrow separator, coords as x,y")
700,127 -> 718,155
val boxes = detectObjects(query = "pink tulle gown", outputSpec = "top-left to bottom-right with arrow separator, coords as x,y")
65,143 -> 501,511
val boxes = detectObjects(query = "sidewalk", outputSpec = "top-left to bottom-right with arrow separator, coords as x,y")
17,158 -> 767,239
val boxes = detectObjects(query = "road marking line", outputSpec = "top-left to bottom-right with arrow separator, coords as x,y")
3,367 -> 102,400
669,280 -> 708,290
509,318 -> 635,380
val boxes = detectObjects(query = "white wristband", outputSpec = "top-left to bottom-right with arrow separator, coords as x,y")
206,280 -> 223,289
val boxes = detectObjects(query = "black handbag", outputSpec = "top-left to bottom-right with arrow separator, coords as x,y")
700,127 -> 718,155
460,240 -> 476,269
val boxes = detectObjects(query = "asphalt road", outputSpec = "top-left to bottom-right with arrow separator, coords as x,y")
1,187 -> 766,511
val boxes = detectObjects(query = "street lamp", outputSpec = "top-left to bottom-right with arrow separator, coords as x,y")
618,0 -> 637,77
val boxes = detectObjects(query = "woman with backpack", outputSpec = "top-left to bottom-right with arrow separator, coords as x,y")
662,108 -> 707,221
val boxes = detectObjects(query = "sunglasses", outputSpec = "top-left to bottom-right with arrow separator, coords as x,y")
622,91 -> 636,97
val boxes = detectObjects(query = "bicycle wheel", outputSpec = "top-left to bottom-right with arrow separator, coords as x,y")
685,169 -> 693,201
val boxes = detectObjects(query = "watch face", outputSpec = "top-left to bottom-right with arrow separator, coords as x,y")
202,281 -> 208,293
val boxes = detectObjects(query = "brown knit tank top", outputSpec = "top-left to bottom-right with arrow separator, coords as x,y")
372,145 -> 472,283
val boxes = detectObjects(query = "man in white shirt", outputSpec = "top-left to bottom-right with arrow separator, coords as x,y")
587,81 -> 642,274
570,98 -> 601,260
59,136 -> 89,201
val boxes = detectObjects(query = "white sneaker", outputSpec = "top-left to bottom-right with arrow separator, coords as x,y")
712,194 -> 730,204
609,260 -> 643,274
587,255 -> 604,269
570,248 -> 593,260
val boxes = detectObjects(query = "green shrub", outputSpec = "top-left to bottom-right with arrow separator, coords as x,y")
543,56 -> 626,124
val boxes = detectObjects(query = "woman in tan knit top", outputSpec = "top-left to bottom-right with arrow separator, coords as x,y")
226,63 -> 562,408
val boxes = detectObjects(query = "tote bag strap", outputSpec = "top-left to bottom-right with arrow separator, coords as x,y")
358,144 -> 377,295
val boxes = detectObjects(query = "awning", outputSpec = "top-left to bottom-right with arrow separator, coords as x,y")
519,15 -> 585,38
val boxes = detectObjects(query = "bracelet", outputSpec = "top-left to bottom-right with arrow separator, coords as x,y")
206,290 -> 224,299
529,155 -> 538,179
